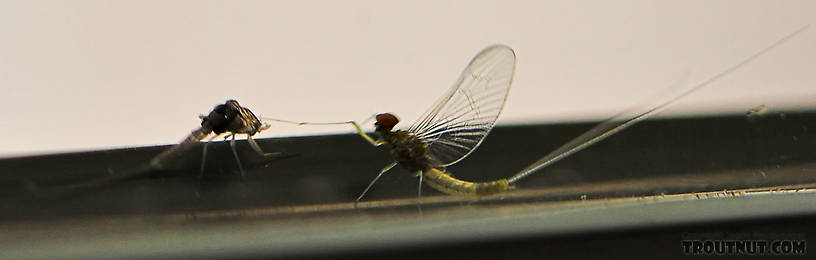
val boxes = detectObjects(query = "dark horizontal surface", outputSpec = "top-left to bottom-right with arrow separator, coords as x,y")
2,185 -> 816,259
1,110 -> 814,219
0,110 -> 814,258
334,203 -> 816,260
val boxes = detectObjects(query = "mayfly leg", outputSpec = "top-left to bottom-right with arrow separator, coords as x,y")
227,134 -> 247,177
198,132 -> 278,178
199,132 -> 276,178
416,170 -> 424,214
199,134 -> 221,177
262,116 -> 384,147
247,122 -> 280,157
354,161 -> 398,207
247,136 -> 272,156
219,132 -> 265,178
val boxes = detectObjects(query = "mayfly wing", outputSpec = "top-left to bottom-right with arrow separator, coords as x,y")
408,45 -> 517,167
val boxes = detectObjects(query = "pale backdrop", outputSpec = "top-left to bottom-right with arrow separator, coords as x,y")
1,0 -> 814,157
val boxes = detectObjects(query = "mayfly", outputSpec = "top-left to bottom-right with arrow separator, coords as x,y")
271,25 -> 808,203
149,99 -> 276,177
28,100 -> 275,198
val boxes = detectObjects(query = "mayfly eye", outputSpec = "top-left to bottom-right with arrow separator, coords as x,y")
375,113 -> 399,130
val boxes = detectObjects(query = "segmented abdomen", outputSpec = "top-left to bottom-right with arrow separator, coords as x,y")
422,168 -> 510,196
149,127 -> 212,169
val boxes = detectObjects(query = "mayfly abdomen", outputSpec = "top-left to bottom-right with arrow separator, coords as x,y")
422,168 -> 510,196
148,127 -> 212,169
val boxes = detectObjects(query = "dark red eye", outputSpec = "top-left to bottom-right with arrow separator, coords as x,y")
375,113 -> 399,131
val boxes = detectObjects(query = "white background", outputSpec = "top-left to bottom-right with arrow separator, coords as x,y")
1,0 -> 814,157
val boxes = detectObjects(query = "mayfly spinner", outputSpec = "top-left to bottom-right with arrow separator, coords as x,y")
150,99 -> 276,177
27,100 -> 276,198
271,25 -> 807,203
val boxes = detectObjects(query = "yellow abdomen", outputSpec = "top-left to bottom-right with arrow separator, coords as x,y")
422,168 -> 510,196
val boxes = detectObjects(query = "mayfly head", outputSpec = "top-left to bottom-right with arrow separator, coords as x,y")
374,113 -> 399,133
201,100 -> 241,134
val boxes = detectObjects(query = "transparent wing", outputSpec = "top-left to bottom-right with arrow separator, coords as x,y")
408,45 -> 516,167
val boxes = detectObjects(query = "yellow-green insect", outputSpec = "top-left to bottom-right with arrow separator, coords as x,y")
271,26 -> 807,204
